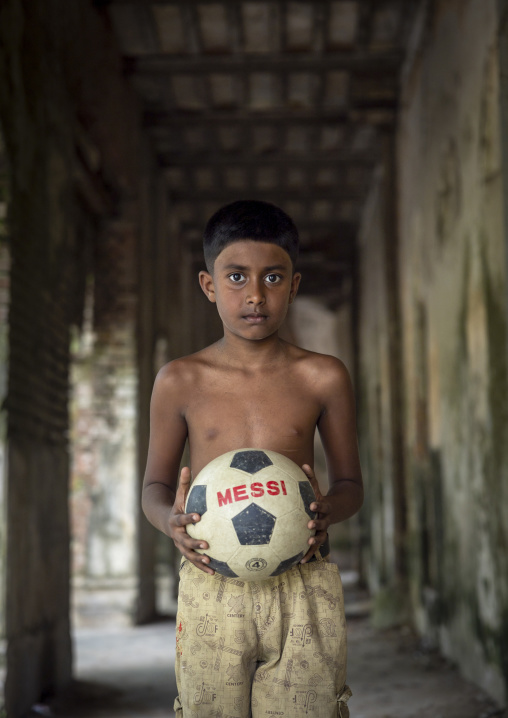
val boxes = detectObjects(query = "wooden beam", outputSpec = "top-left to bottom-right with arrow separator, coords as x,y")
144,109 -> 392,126
181,219 -> 357,237
124,50 -> 403,75
183,234 -> 357,260
107,0 -> 336,4
161,155 -> 377,168
168,188 -> 365,201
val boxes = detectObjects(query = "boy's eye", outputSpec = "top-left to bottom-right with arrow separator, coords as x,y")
229,272 -> 245,283
265,274 -> 281,284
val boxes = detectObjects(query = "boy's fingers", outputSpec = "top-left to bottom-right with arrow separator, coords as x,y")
308,504 -> 332,530
179,466 -> 191,482
172,468 -> 193,514
176,466 -> 192,499
187,551 -> 215,575
309,519 -> 330,533
187,556 -> 215,575
301,464 -> 316,482
309,499 -> 331,514
301,530 -> 327,563
176,511 -> 201,526
174,524 -> 209,551
301,464 -> 322,502
183,546 -> 207,560
175,536 -> 214,573
310,530 -> 328,545
300,545 -> 318,563
195,562 -> 215,575
186,537 -> 210,552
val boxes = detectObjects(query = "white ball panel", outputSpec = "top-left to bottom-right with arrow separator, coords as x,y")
187,512 -> 239,562
263,449 -> 309,479
228,544 -> 281,581
270,508 -> 313,561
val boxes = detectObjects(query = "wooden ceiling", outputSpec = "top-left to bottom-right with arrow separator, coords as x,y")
104,0 -> 416,305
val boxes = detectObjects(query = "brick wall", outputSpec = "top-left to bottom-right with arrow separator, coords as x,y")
0,1 -> 145,713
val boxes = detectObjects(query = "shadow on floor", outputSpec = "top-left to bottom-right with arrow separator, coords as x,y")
42,574 -> 505,718
50,622 -> 177,718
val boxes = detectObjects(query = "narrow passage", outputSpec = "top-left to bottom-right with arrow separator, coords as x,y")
47,578 -> 503,718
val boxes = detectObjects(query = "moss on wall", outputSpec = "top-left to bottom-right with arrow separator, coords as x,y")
362,0 -> 508,703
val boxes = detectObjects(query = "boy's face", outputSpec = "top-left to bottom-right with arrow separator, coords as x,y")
199,240 -> 301,343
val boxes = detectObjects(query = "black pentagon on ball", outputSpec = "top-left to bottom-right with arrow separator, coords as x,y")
299,481 -> 317,519
232,504 -> 276,545
186,484 -> 207,517
230,450 -> 273,474
207,557 -> 239,578
270,550 -> 306,576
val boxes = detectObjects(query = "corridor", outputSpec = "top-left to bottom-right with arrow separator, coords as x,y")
1,0 -> 508,715
48,575 -> 503,718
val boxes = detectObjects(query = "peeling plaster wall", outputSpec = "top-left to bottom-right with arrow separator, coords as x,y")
358,167 -> 398,594
359,0 -> 508,701
71,205 -> 141,601
397,0 -> 508,702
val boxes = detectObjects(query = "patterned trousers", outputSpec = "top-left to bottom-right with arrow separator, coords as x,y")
174,556 -> 351,717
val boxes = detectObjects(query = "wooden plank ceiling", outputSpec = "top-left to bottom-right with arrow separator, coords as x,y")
104,0 -> 416,306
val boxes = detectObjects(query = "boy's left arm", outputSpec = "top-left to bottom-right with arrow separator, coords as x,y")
301,357 -> 364,563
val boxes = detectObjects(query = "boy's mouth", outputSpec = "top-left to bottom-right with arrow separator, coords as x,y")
243,313 -> 268,323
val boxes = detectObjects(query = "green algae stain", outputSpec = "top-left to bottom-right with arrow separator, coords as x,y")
482,243 -> 508,473
472,240 -> 508,693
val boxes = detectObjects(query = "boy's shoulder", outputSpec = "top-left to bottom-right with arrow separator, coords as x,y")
154,340 -> 351,399
154,344 -> 217,386
286,342 -> 351,388
285,340 -> 345,367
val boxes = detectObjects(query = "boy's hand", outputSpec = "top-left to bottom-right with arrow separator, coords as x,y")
300,464 -> 331,563
168,467 -> 215,575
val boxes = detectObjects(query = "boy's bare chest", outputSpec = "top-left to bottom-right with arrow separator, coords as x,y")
184,370 -> 322,470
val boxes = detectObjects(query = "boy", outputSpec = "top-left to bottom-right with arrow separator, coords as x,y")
142,200 -> 363,718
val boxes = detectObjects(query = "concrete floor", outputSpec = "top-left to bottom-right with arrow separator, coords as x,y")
43,574 -> 506,718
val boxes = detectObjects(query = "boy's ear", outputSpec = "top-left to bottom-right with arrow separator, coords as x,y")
199,270 -> 216,303
289,272 -> 301,304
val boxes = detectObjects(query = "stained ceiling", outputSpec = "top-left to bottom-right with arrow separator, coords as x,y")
104,0 -> 416,306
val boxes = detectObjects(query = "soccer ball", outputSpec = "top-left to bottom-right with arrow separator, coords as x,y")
185,448 -> 317,580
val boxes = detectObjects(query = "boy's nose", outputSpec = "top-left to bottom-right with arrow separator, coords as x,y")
246,279 -> 265,304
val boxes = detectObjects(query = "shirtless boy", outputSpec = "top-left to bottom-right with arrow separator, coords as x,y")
142,200 -> 363,718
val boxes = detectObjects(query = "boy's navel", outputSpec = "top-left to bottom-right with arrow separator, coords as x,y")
205,427 -> 219,441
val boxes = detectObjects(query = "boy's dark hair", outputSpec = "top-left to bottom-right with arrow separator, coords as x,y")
203,200 -> 299,272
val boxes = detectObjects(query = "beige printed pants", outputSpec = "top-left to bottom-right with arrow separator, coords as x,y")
174,556 -> 351,717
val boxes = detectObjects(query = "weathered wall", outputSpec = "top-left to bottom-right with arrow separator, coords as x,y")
70,218 -> 139,626
136,159 -> 177,623
358,168 -> 397,593
360,0 -> 508,703
358,141 -> 409,634
0,1 -> 148,712
399,0 -> 508,702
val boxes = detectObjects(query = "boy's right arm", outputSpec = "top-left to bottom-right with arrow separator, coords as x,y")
141,364 -> 215,575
